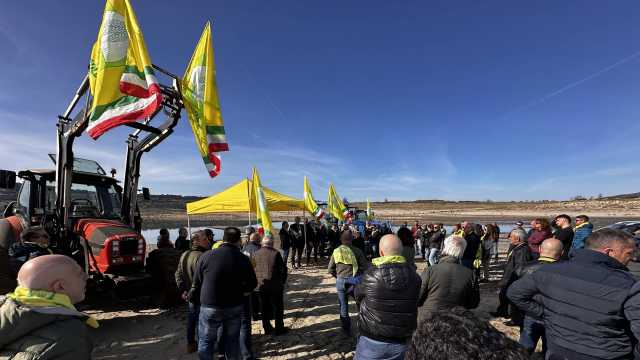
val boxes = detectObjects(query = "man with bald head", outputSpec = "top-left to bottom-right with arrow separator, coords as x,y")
354,234 -> 420,359
508,229 -> 640,360
0,255 -> 94,359
507,238 -> 562,355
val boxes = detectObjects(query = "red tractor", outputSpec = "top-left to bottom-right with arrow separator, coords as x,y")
0,66 -> 184,302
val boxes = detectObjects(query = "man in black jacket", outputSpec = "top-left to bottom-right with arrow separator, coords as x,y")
508,229 -> 638,360
492,228 -> 531,322
509,238 -> 562,355
289,217 -> 305,269
191,227 -> 258,360
554,214 -> 574,260
355,234 -> 420,359
461,223 -> 480,269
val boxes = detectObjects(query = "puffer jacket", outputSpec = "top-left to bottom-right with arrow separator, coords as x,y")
571,223 -> 593,251
507,249 -> 638,360
0,296 -> 93,359
355,260 -> 421,343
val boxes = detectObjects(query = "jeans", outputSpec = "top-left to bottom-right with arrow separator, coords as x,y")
428,248 -> 439,266
282,248 -> 290,266
492,240 -> 499,259
520,316 -> 546,354
187,302 -> 200,345
240,295 -> 255,359
355,335 -> 407,360
336,277 -> 350,318
198,304 -> 243,360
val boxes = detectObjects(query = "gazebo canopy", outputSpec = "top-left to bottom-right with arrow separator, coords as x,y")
186,178 -> 304,215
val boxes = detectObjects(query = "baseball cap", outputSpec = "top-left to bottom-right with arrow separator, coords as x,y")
515,221 -> 523,226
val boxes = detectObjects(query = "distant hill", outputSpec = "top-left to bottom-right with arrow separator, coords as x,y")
602,192 -> 640,200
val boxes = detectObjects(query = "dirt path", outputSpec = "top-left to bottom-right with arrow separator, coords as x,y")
88,248 -> 520,360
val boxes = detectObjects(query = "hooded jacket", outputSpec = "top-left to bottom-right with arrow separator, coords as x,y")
0,296 -> 93,359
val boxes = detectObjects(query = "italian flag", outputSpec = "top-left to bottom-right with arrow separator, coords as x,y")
304,176 -> 325,219
252,167 -> 273,236
87,0 -> 162,140
182,22 -> 229,178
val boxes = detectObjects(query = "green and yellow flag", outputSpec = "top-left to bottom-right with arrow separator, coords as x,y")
327,183 -> 350,221
182,22 -> 229,178
88,0 -> 162,139
366,198 -> 374,220
304,177 -> 325,219
252,167 -> 273,236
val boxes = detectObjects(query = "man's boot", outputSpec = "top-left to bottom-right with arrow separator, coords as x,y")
340,316 -> 351,335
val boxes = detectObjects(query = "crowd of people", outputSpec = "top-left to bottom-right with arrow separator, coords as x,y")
3,213 -> 640,360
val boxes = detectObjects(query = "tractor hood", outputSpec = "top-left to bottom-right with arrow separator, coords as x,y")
75,219 -> 138,245
74,219 -> 145,274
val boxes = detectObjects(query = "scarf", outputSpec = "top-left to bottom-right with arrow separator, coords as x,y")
372,255 -> 406,266
8,286 -> 99,328
332,245 -> 359,276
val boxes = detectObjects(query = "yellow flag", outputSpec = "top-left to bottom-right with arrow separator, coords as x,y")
182,22 -> 229,178
327,183 -> 350,221
252,167 -> 273,236
366,198 -> 373,220
87,0 -> 162,139
304,177 -> 325,219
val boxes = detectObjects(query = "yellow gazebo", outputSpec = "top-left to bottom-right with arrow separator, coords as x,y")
186,178 -> 304,215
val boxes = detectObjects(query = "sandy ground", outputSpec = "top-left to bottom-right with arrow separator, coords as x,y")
87,240 -> 530,360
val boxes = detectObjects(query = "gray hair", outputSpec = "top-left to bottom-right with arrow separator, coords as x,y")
586,228 -> 634,250
261,234 -> 274,247
442,236 -> 467,259
511,228 -> 528,242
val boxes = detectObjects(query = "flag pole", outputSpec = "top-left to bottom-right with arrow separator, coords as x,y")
187,213 -> 191,240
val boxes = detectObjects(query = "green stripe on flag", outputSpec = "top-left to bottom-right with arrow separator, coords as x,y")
90,94 -> 149,121
206,126 -> 226,135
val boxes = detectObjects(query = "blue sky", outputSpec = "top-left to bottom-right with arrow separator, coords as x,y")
2,1 -> 640,201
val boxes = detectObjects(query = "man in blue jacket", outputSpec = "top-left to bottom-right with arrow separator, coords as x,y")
571,214 -> 593,252
508,229 -> 638,360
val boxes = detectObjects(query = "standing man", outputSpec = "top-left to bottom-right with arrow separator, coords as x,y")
427,224 -> 444,266
418,236 -> 479,320
508,229 -> 638,360
328,231 -> 369,335
492,228 -> 531,322
492,222 -> 502,261
571,215 -> 593,252
279,221 -> 291,266
289,217 -> 305,269
355,234 -> 421,359
0,255 -> 94,358
241,232 -> 262,358
191,227 -> 257,360
305,219 -> 318,266
175,230 -> 211,354
461,223 -> 481,269
253,235 -> 288,335
554,214 -> 574,259
507,238 -> 563,356
175,227 -> 190,251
